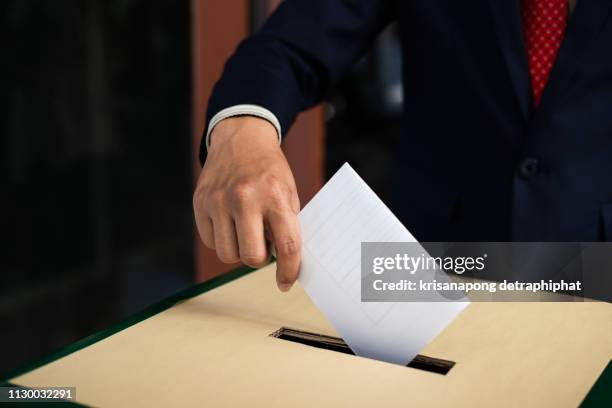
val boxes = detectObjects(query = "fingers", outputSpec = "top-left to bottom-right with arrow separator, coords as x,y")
195,187 -> 271,268
211,214 -> 240,264
196,216 -> 215,249
267,209 -> 302,292
193,192 -> 215,249
235,211 -> 269,268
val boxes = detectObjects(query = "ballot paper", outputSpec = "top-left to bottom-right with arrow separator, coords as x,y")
297,163 -> 469,365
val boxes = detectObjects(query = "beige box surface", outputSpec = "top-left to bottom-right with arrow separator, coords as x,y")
11,264 -> 612,407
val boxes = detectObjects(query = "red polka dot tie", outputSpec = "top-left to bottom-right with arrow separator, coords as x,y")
521,0 -> 568,107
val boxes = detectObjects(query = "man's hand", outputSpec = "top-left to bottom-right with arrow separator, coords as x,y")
193,116 -> 301,291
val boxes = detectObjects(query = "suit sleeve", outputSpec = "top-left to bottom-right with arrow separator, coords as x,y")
201,0 -> 396,163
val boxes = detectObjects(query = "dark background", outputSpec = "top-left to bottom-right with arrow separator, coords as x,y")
1,0 -> 194,374
0,0 -> 402,375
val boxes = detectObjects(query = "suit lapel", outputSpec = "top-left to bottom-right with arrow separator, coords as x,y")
487,0 -> 532,121
538,0 -> 612,111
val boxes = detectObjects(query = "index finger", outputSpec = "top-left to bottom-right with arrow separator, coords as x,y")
267,210 -> 302,292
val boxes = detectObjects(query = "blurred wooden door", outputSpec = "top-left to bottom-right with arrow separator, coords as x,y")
192,0 -> 324,281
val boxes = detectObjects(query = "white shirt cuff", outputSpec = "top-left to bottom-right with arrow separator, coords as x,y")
206,104 -> 282,150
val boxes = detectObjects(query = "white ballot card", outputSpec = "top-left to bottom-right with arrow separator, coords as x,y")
297,163 -> 469,365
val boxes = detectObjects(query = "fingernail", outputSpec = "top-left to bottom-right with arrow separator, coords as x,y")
278,282 -> 293,292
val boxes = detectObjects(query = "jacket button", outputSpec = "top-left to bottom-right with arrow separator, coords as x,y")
518,157 -> 540,179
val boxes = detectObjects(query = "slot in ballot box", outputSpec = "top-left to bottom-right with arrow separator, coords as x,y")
4,264 -> 612,407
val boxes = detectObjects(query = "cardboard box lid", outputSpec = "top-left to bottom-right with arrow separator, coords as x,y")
11,264 -> 612,407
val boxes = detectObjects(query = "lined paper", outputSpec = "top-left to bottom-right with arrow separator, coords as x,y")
298,163 -> 469,365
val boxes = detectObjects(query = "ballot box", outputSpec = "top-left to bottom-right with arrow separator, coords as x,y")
3,264 -> 611,407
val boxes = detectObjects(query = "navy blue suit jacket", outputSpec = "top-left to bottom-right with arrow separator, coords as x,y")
204,0 -> 612,242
